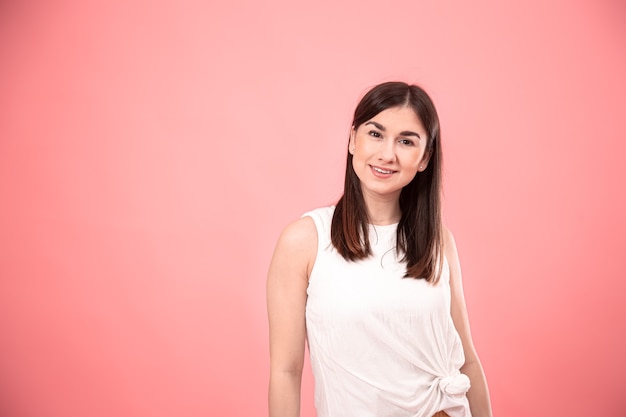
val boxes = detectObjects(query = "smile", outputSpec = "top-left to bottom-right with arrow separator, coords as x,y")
370,166 -> 395,175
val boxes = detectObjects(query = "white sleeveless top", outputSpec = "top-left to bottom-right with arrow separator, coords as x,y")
304,206 -> 471,417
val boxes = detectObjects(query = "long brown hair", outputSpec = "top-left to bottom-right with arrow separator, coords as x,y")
330,81 -> 443,283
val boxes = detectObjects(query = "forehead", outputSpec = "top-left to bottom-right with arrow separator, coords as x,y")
366,106 -> 426,132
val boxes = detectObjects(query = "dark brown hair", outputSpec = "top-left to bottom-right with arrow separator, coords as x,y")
330,81 -> 443,283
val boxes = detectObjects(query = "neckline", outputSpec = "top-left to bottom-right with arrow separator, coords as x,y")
368,222 -> 398,231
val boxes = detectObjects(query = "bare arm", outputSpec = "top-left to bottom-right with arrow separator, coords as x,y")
267,217 -> 317,417
444,228 -> 493,417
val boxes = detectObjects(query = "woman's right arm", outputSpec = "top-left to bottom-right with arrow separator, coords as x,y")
267,217 -> 317,417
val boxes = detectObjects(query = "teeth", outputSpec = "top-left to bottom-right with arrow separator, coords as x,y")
373,167 -> 393,174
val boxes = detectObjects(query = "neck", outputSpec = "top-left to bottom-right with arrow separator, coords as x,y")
363,192 -> 401,225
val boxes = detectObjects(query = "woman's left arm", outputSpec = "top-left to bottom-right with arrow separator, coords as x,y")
444,228 -> 493,417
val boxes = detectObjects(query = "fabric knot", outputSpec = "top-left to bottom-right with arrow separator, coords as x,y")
438,373 -> 471,395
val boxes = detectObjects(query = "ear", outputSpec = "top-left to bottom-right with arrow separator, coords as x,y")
348,126 -> 356,155
417,150 -> 431,172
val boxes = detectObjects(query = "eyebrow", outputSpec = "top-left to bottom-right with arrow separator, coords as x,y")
365,121 -> 422,139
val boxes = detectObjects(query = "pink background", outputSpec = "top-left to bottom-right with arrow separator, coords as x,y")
1,0 -> 625,416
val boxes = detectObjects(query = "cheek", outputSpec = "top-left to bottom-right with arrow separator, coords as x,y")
352,140 -> 373,160
402,150 -> 425,168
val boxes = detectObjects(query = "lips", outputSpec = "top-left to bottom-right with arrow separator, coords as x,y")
370,165 -> 396,176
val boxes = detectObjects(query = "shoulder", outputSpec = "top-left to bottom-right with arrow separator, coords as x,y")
442,226 -> 458,256
271,206 -> 335,275
278,216 -> 318,250
442,226 -> 462,283
301,205 -> 335,226
271,214 -> 319,278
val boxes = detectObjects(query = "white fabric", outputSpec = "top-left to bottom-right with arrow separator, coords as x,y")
304,206 -> 471,417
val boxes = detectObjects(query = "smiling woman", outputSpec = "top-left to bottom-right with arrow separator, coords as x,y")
266,82 -> 493,417
348,106 -> 429,206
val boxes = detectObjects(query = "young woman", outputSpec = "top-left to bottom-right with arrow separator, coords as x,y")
267,82 -> 492,417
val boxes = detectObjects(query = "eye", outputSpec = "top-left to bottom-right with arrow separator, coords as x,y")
368,130 -> 382,138
398,138 -> 415,146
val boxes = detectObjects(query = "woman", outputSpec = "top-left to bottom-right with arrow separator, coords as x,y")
267,82 -> 492,417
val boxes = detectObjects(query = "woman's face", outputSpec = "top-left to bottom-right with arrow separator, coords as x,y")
349,105 -> 430,202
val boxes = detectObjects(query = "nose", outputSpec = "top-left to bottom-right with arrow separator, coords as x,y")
378,139 -> 396,162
